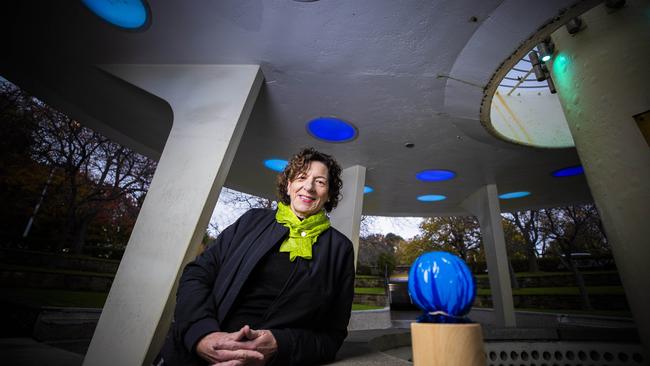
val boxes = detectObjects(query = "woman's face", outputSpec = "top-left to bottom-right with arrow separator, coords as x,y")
287,161 -> 330,219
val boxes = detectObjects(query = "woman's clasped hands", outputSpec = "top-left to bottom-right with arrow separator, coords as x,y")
196,325 -> 278,366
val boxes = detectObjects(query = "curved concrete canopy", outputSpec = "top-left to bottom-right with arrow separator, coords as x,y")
0,0 -> 599,217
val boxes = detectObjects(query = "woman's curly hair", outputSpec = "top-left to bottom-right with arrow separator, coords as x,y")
276,147 -> 343,212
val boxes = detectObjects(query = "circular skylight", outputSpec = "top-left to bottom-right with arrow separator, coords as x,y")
499,191 -> 531,200
364,186 -> 374,194
82,0 -> 150,30
552,165 -> 584,177
306,117 -> 357,142
487,43 -> 574,148
416,169 -> 456,182
417,194 -> 447,202
264,159 -> 288,172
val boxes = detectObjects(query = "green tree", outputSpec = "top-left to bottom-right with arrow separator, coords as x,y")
377,252 -> 396,277
420,216 -> 482,261
503,209 -> 544,272
397,216 -> 482,265
1,78 -> 156,255
0,79 -> 55,247
540,204 -> 606,310
358,233 -> 403,273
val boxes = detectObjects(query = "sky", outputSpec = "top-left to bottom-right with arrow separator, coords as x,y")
209,188 -> 423,239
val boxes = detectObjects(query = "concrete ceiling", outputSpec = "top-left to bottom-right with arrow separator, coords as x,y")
0,0 -> 598,217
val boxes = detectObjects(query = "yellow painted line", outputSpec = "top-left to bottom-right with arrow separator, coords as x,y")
493,102 -> 522,141
494,91 -> 533,143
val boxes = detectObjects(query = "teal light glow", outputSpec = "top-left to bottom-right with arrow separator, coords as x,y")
541,54 -> 551,62
499,191 -> 530,200
417,194 -> 447,202
264,159 -> 288,172
82,0 -> 149,29
364,186 -> 374,194
551,53 -> 572,91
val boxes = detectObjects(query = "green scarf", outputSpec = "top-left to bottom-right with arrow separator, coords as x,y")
275,202 -> 330,262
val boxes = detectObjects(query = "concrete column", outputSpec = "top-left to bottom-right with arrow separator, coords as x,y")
462,184 -> 516,327
549,0 -> 650,351
83,65 -> 263,366
330,165 -> 366,268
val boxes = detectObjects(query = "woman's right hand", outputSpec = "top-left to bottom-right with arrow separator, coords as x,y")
196,326 -> 264,364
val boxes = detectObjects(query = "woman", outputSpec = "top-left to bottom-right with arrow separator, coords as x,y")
159,148 -> 356,366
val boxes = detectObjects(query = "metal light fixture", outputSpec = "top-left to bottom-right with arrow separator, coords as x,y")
537,38 -> 555,62
528,51 -> 547,82
565,17 -> 583,34
545,71 -> 557,94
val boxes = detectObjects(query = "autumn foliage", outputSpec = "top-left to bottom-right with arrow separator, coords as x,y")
1,78 -> 156,257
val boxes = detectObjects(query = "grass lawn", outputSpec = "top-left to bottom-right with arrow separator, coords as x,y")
0,263 -> 115,278
476,286 -> 625,296
0,287 -> 389,312
355,275 -> 382,279
0,288 -> 108,308
354,287 -> 385,295
512,307 -> 632,318
351,304 -> 384,311
474,270 -> 620,279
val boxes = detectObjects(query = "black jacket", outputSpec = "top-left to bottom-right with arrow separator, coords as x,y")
160,208 -> 356,365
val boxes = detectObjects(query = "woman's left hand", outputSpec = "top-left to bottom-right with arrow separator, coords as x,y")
211,327 -> 278,366
243,328 -> 278,361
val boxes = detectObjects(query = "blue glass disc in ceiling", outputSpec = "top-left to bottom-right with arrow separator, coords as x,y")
307,117 -> 357,142
264,159 -> 288,172
499,191 -> 531,199
416,169 -> 456,182
552,165 -> 584,177
82,0 -> 149,29
417,194 -> 447,202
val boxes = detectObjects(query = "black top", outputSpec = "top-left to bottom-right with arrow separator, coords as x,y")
161,208 -> 356,366
220,241 -> 296,332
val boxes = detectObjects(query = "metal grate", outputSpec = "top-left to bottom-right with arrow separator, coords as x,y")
498,55 -> 549,91
485,342 -> 645,366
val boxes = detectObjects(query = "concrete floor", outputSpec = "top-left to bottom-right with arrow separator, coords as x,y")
1,310 -> 640,366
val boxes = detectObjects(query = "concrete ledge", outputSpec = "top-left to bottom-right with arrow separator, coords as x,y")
348,307 -> 392,331
33,307 -> 101,341
469,307 -> 635,329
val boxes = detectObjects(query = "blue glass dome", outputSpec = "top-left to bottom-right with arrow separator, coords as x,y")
408,251 -> 476,322
307,117 -> 357,142
82,0 -> 149,29
499,191 -> 530,199
552,165 -> 584,177
417,194 -> 446,202
416,169 -> 456,182
264,159 -> 288,172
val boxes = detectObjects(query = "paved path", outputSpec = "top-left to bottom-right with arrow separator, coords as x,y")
0,338 -> 83,366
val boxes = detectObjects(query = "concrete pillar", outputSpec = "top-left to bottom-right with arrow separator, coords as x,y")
549,0 -> 650,351
330,165 -> 366,268
462,184 -> 516,327
83,65 -> 263,366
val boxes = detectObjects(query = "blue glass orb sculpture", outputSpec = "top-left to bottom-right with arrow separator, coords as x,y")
408,251 -> 476,322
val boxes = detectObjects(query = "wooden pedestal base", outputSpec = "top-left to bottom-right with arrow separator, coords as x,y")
410,322 -> 486,366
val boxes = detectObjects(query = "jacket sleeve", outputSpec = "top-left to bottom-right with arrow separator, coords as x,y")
270,242 -> 356,365
172,212 -> 248,354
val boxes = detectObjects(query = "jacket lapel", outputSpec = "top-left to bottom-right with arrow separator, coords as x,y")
215,217 -> 289,323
